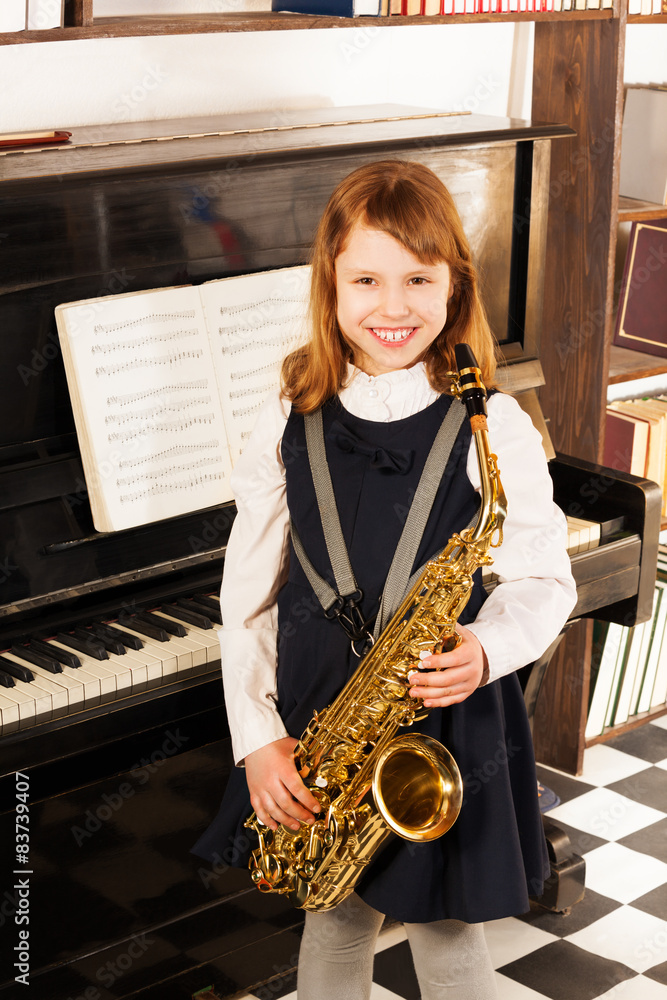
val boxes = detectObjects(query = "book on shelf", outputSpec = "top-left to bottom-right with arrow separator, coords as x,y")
54,266 -> 311,534
637,580 -> 667,714
620,88 -> 667,205
0,0 -> 27,30
604,396 -> 667,513
586,563 -> 667,736
605,398 -> 667,516
586,622 -> 629,739
649,552 -> 667,711
603,407 -> 650,477
27,0 -> 64,29
612,218 -> 667,361
271,0 -> 381,13
611,619 -> 649,726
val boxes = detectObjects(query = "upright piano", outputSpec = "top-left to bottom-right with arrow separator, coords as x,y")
0,107 -> 660,1000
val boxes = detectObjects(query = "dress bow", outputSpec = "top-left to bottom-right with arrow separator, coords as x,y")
328,420 -> 414,475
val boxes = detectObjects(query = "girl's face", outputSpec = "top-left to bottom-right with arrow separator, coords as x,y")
335,224 -> 451,377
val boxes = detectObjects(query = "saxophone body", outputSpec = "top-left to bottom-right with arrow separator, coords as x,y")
245,345 -> 507,912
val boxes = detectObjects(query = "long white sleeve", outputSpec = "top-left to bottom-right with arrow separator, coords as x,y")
462,392 -> 577,681
219,392 -> 292,764
219,367 -> 576,765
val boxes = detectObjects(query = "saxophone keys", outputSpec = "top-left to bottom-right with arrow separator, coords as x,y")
433,632 -> 462,655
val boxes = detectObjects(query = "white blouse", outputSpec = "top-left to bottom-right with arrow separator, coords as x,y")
220,363 -> 577,765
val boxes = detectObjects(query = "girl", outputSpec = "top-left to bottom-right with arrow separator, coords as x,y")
194,160 -> 577,1000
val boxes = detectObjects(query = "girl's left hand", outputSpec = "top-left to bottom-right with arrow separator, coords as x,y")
407,625 -> 488,708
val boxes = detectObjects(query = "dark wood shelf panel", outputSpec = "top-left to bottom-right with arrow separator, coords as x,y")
619,196 -> 667,222
586,703 -> 667,746
628,12 -> 667,22
608,345 -> 667,384
0,9 -> 614,44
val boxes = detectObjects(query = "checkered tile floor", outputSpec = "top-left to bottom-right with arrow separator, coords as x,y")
237,717 -> 667,1000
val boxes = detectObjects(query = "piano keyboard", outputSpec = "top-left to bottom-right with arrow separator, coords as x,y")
481,515 -> 601,587
0,594 -> 222,736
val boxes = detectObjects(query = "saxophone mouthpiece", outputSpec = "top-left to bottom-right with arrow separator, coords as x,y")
454,343 -> 487,427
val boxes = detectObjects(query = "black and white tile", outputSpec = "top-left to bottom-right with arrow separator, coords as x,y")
237,717 -> 667,1000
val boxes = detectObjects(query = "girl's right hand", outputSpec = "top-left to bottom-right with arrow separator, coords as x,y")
245,736 -> 320,832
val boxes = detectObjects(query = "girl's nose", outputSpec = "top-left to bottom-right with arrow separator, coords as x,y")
379,285 -> 410,318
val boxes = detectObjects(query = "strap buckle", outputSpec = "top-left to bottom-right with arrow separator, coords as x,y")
324,590 -> 374,649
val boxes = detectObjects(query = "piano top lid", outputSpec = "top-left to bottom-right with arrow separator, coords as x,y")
0,104 -> 575,183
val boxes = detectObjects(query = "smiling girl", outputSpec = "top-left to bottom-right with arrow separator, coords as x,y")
194,160 -> 576,1000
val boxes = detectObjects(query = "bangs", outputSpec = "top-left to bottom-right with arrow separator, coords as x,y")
359,174 -> 458,266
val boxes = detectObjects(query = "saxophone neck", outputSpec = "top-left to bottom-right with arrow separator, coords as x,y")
469,425 -> 507,549
450,344 -> 507,550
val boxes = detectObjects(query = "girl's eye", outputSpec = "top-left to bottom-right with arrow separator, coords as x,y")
355,277 -> 376,285
409,277 -> 429,285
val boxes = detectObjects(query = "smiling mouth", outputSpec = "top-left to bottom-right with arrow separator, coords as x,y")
370,327 -> 417,343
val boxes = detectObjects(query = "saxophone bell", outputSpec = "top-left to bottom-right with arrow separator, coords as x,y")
372,733 -> 463,842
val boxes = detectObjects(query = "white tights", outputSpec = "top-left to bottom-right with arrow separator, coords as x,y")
297,893 -> 499,1000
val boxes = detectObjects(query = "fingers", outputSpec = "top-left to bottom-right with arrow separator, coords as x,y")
408,667 -> 477,706
252,788 -> 314,832
408,628 -> 486,707
246,737 -> 320,832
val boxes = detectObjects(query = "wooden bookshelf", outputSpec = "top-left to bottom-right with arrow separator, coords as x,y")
619,196 -> 667,223
0,9 -> 615,45
586,704 -> 667,746
608,345 -> 667,384
628,12 -> 667,22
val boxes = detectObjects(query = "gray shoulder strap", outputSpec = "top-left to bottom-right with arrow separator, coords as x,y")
290,398 -> 467,638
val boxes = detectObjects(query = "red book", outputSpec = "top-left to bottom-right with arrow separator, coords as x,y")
603,408 -> 649,477
613,218 -> 667,360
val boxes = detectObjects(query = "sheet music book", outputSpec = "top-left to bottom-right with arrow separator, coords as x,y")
55,266 -> 310,533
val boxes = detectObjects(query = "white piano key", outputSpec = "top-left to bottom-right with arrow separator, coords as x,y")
105,649 -> 151,693
110,623 -> 189,680
47,640 -> 116,698
0,651 -> 70,716
20,662 -> 84,712
0,681 -> 46,728
0,692 -> 21,733
14,647 -> 102,708
150,612 -> 210,672
47,643 -> 133,697
153,612 -> 220,666
102,624 -> 169,689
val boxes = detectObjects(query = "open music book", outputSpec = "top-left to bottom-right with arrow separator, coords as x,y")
55,266 -> 311,533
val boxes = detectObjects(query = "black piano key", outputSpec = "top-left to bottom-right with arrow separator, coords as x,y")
10,645 -> 63,674
0,669 -> 16,687
56,632 -> 109,660
30,638 -> 81,669
163,603 -> 213,630
92,623 -> 144,651
177,597 -> 222,626
0,655 -> 34,682
75,626 -> 125,656
136,611 -> 187,638
118,615 -> 169,643
192,593 -> 221,614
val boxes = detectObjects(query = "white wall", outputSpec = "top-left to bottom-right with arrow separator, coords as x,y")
0,15 -> 533,132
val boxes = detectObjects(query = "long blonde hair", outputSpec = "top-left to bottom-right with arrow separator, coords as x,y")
282,160 -> 497,412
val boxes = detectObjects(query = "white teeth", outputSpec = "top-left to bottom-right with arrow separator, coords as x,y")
371,328 -> 414,343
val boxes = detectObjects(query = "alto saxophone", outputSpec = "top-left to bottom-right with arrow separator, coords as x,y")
245,344 -> 507,912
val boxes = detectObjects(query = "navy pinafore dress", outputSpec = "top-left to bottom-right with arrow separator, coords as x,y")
193,393 -> 549,923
